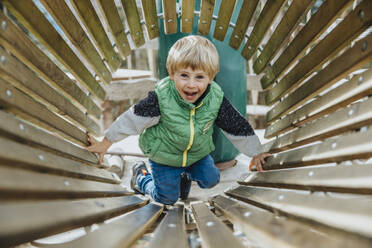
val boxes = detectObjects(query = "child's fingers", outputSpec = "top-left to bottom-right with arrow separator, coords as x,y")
98,153 -> 104,165
256,161 -> 263,172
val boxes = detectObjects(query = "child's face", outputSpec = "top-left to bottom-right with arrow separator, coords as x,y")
170,67 -> 211,103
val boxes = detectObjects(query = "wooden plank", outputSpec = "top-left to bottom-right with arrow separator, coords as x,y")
0,12 -> 101,119
53,203 -> 163,248
0,46 -> 100,135
149,205 -> 188,248
229,0 -> 258,50
239,163 -> 372,195
141,0 -> 160,39
0,166 -> 131,200
0,196 -> 147,247
267,33 -> 372,123
40,0 -> 112,84
266,0 -> 372,105
0,78 -> 88,145
191,202 -> 244,248
198,0 -> 215,36
69,0 -> 121,72
121,0 -> 146,47
265,67 -> 372,138
264,95 -> 372,153
261,0 -> 352,89
241,0 -> 287,60
162,0 -> 178,34
213,0 -> 236,41
262,126 -> 372,170
0,135 -> 119,184
3,0 -> 106,100
253,0 -> 315,74
0,110 -> 98,165
96,0 -> 131,58
226,186 -> 372,242
181,0 -> 195,33
211,195 -> 355,248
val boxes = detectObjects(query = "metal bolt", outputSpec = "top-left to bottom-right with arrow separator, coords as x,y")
167,19 -> 173,23
151,24 -> 156,29
331,142 -> 337,149
168,223 -> 176,228
278,195 -> 284,201
19,123 -> 24,131
358,76 -> 363,85
185,18 -> 190,22
122,43 -> 126,47
248,46 -> 252,50
362,41 -> 367,52
244,211 -> 251,217
95,201 -> 105,207
6,89 -> 12,98
234,35 -> 239,39
202,20 -> 207,24
38,155 -> 44,161
1,21 -> 6,30
136,31 -> 140,36
348,109 -> 354,117
308,171 -> 314,177
206,221 -> 214,227
1,55 -> 6,65
218,26 -> 223,30
258,59 -> 262,64
359,10 -> 365,20
64,180 -> 70,186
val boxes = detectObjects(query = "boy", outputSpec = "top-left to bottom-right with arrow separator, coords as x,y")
87,35 -> 271,205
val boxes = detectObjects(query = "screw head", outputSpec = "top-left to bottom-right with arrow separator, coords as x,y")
218,26 -> 223,30
202,20 -> 207,24
167,19 -> 173,23
1,21 -> 6,30
358,76 -> 363,85
1,55 -> 6,65
359,10 -> 365,20
278,195 -> 284,201
331,142 -> 337,149
206,221 -> 214,227
362,41 -> 367,52
151,24 -> 156,29
348,109 -> 354,117
19,123 -> 25,131
185,18 -> 190,22
38,155 -> 44,161
244,211 -> 251,217
168,223 -> 176,228
6,89 -> 12,98
64,180 -> 70,186
308,171 -> 314,177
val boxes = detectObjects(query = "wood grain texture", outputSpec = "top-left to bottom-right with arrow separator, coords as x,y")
141,0 -> 160,39
198,0 -> 215,36
122,0 -> 146,47
213,0 -> 236,41
162,0 -> 178,34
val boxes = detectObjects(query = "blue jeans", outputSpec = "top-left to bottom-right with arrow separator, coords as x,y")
136,155 -> 220,205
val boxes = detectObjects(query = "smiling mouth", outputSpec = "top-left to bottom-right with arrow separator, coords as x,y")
184,91 -> 198,97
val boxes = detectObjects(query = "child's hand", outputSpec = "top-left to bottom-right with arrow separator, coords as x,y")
248,153 -> 272,172
86,133 -> 112,164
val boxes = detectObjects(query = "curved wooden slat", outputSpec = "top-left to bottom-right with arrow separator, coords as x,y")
181,0 -> 195,33
262,126 -> 372,170
97,0 -> 131,58
198,0 -> 215,36
213,0 -> 236,41
266,0 -> 372,105
141,0 -> 160,39
239,163 -> 372,194
69,0 -> 121,72
260,0 -> 352,89
122,0 -> 146,47
241,0 -> 287,60
267,33 -> 372,123
3,0 -> 106,100
0,12 -> 101,119
0,196 -> 147,247
253,0 -> 315,74
229,0 -> 258,50
40,0 -> 112,84
162,0 -> 178,34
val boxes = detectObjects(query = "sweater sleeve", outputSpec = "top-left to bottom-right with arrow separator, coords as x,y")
215,97 -> 262,157
105,91 -> 161,142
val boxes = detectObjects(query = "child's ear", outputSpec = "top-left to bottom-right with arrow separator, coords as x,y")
169,74 -> 174,81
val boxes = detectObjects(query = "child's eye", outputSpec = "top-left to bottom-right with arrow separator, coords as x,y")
196,75 -> 204,80
180,73 -> 188,78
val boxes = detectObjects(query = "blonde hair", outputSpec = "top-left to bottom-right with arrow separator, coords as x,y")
166,35 -> 219,78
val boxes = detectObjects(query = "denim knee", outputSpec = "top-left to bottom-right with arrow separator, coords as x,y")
204,173 -> 220,188
152,192 -> 178,205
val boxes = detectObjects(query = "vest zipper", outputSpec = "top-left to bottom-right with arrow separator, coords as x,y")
182,103 -> 203,167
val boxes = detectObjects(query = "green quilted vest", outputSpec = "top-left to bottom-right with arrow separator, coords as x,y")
139,77 -> 224,167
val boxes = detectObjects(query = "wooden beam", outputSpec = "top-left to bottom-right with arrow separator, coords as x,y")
213,0 -> 236,41
69,0 -> 121,72
121,0 -> 146,47
97,0 -> 131,58
181,0 -> 195,33
264,95 -> 372,153
267,33 -> 372,123
266,0 -> 372,105
211,195 -> 352,248
253,0 -> 315,74
260,0 -> 352,89
262,126 -> 372,170
3,0 -> 106,100
162,0 -> 178,34
141,0 -> 160,39
198,0 -> 215,36
265,67 -> 372,138
0,196 -> 147,247
149,205 -> 189,248
40,0 -> 112,83
191,202 -> 245,248
241,0 -> 287,60
229,0 -> 258,50
0,12 -> 101,119
226,186 -> 372,242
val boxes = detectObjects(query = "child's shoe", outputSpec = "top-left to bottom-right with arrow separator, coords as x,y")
130,161 -> 148,194
179,172 -> 191,200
